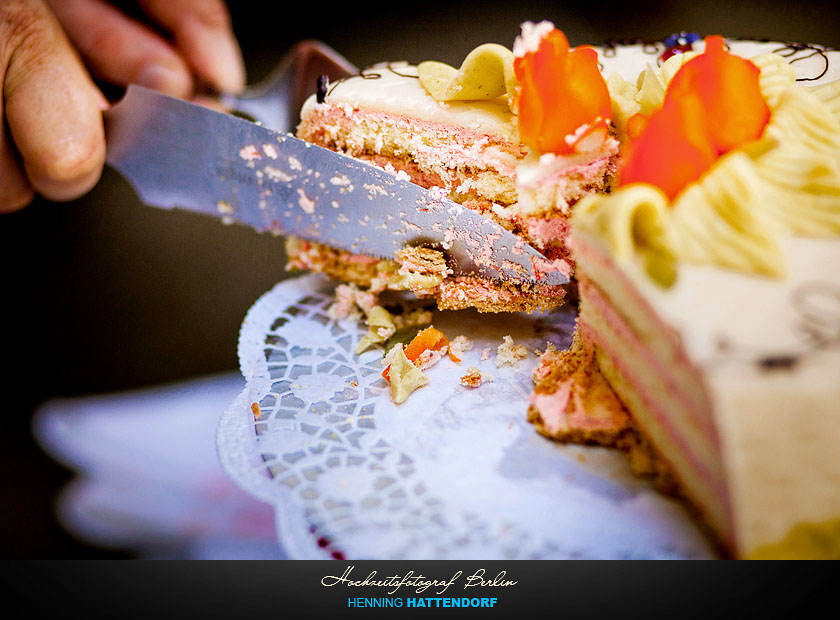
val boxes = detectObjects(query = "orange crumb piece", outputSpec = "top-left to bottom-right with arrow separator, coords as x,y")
251,402 -> 261,420
404,326 -> 448,360
460,366 -> 483,387
619,35 -> 770,200
383,326 -> 449,381
514,27 -> 611,155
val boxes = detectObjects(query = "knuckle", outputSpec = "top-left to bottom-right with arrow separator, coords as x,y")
1,0 -> 42,38
0,1 -> 51,56
0,1 -> 58,83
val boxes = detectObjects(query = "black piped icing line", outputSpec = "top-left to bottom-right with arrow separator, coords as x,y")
768,41 -> 836,81
317,36 -> 838,101
709,281 -> 840,371
597,34 -> 838,81
318,63 -> 419,102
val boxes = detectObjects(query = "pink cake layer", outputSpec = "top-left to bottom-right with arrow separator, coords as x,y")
529,334 -> 633,439
571,235 -> 719,440
299,106 -> 615,263
572,235 -> 736,551
299,105 -> 527,179
286,238 -> 567,313
517,152 -> 620,214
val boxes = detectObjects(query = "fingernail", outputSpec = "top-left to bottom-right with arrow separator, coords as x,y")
137,63 -> 191,97
94,87 -> 110,111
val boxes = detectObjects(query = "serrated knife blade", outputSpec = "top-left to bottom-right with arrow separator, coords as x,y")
104,85 -> 568,287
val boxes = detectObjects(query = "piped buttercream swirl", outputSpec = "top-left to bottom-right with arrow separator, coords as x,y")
574,46 -> 840,285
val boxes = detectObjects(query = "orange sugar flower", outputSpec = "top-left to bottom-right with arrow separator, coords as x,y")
665,36 -> 769,153
620,96 -> 717,200
514,26 -> 612,155
619,35 -> 770,200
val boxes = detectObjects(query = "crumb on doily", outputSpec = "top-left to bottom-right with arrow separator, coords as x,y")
496,335 -> 530,368
328,283 -> 378,320
460,366 -> 494,388
415,345 -> 448,371
448,335 -> 473,364
388,343 -> 429,404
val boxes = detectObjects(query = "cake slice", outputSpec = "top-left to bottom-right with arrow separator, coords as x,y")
289,22 -> 621,313
530,36 -> 840,558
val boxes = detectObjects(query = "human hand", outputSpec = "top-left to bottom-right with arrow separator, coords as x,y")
1,0 -> 245,212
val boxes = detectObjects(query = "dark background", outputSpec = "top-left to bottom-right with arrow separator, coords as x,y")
2,0 -> 838,558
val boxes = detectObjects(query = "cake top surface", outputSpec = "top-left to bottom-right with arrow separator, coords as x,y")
301,36 -> 839,149
300,62 -> 520,142
597,38 -> 840,83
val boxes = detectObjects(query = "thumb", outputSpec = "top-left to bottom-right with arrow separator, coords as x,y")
1,0 -> 107,202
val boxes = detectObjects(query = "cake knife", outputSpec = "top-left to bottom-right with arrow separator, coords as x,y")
104,85 -> 568,286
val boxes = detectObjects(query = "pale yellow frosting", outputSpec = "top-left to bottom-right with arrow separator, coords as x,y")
418,43 -> 517,109
388,344 -> 429,404
355,305 -> 396,354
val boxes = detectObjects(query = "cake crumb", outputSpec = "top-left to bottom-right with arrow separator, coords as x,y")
480,347 -> 492,361
388,344 -> 429,404
392,308 -> 433,330
328,283 -> 378,320
448,335 -> 473,363
415,346 -> 448,371
460,366 -> 494,388
496,335 -> 530,367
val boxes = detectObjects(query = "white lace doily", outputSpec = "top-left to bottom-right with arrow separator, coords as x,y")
217,273 -> 716,559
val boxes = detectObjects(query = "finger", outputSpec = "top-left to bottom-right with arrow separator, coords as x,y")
2,0 -> 107,202
46,0 -> 194,98
0,130 -> 35,213
138,0 -> 245,93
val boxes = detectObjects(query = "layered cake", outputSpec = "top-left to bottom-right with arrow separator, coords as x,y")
289,22 -> 621,312
529,35 -> 840,558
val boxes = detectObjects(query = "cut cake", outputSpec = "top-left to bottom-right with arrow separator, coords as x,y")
289,23 -> 621,312
529,35 -> 840,559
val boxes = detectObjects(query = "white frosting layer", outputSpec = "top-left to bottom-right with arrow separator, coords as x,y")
300,62 -> 519,142
619,236 -> 840,555
632,237 -> 839,361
